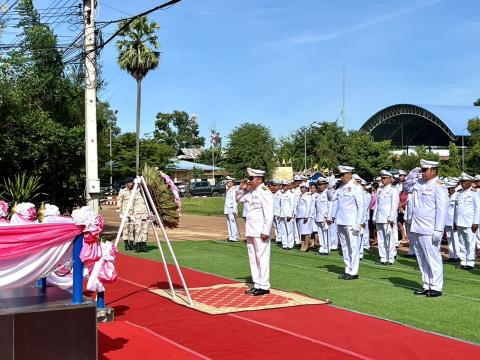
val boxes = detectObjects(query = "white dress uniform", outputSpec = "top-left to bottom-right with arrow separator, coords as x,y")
405,192 -> 416,256
224,186 -> 239,241
360,189 -> 372,257
311,191 -> 319,234
405,164 -> 449,293
279,188 -> 295,249
238,175 -> 274,291
314,189 -> 330,254
444,188 -> 460,260
296,191 -> 313,235
373,182 -> 399,264
328,173 -> 365,277
293,186 -> 302,245
454,184 -> 480,268
273,190 -> 283,243
328,198 -> 339,250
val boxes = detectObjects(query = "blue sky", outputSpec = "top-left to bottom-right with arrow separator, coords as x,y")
28,0 -> 480,143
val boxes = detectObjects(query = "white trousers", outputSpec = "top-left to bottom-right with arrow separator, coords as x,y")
444,226 -> 460,260
337,225 -> 360,276
316,222 -> 330,254
329,222 -> 338,249
293,217 -> 300,245
273,217 -> 282,243
411,232 -> 443,291
376,224 -> 396,263
226,214 -> 239,241
406,223 -> 416,255
246,236 -> 271,290
457,226 -> 476,267
359,227 -> 370,258
280,218 -> 295,249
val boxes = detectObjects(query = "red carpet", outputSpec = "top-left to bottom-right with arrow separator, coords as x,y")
98,321 -> 203,359
96,253 -> 480,359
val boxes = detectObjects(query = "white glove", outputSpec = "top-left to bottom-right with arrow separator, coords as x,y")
328,175 -> 336,188
119,213 -> 123,219
433,230 -> 443,242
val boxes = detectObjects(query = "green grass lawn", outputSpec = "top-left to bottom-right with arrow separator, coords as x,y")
182,197 -> 242,216
125,241 -> 480,344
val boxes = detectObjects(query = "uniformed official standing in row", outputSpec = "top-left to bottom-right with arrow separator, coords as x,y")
373,170 -> 399,265
406,160 -> 448,297
279,180 -> 295,250
327,165 -> 365,280
237,168 -> 274,296
454,173 -> 480,270
224,176 -> 239,242
314,177 -> 331,255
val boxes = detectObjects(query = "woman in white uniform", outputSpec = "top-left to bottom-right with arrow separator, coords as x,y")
296,182 -> 313,252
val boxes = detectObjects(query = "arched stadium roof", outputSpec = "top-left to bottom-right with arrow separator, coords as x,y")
360,104 -> 480,147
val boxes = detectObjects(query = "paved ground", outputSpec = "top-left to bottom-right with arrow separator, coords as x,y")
100,205 -> 244,242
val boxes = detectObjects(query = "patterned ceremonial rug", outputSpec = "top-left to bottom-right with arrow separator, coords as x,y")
149,283 -> 329,315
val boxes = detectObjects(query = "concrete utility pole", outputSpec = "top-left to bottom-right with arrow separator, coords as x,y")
84,0 -> 100,212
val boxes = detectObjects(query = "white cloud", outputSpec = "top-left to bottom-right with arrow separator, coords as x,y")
288,0 -> 448,44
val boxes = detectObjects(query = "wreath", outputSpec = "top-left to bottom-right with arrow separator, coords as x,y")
142,164 -> 181,229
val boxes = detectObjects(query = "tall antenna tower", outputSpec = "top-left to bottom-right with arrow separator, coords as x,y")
341,67 -> 346,128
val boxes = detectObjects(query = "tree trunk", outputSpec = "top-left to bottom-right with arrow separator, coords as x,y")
136,79 -> 142,176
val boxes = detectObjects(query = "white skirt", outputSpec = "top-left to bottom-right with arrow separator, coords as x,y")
297,218 -> 313,235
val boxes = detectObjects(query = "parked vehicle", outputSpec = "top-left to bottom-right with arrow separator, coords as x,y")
174,182 -> 187,197
188,181 -> 225,197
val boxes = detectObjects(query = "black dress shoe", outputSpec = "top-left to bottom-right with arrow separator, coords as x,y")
413,288 -> 429,295
338,273 -> 347,279
464,266 -> 474,270
426,290 -> 442,297
244,288 -> 257,295
387,262 -> 394,265
379,262 -> 387,266
344,274 -> 359,280
252,289 -> 270,296
458,265 -> 466,269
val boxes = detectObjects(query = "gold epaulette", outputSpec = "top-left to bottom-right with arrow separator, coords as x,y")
472,188 -> 477,192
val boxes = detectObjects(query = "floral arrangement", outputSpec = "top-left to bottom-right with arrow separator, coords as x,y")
142,164 -> 181,229
160,171 -> 182,211
0,201 -> 9,218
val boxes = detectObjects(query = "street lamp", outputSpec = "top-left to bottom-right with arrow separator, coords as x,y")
304,121 -> 319,172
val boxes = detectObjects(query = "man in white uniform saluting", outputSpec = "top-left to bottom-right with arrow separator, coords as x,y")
237,168 -> 274,296
327,165 -> 365,280
405,159 -> 449,297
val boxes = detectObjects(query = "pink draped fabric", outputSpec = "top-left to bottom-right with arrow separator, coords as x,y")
0,223 -> 83,260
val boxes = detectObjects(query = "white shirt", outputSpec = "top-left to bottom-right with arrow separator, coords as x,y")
240,184 -> 274,237
454,187 -> 480,227
224,186 -> 238,215
445,191 -> 457,227
296,192 -> 313,219
373,184 -> 399,224
273,191 -> 283,217
327,179 -> 365,227
280,190 -> 295,218
405,173 -> 449,235
314,190 -> 329,223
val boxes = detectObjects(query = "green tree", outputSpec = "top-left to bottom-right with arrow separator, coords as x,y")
393,146 -> 440,173
0,0 -> 86,210
224,123 -> 276,178
441,143 -> 461,177
339,131 -> 392,181
113,133 -> 175,177
154,111 -> 206,150
117,16 -> 160,175
466,117 -> 480,174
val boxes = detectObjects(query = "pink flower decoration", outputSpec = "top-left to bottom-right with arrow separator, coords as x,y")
26,207 -> 37,221
0,201 -> 9,218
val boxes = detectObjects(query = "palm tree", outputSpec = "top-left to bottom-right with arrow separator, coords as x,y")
117,16 -> 160,175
